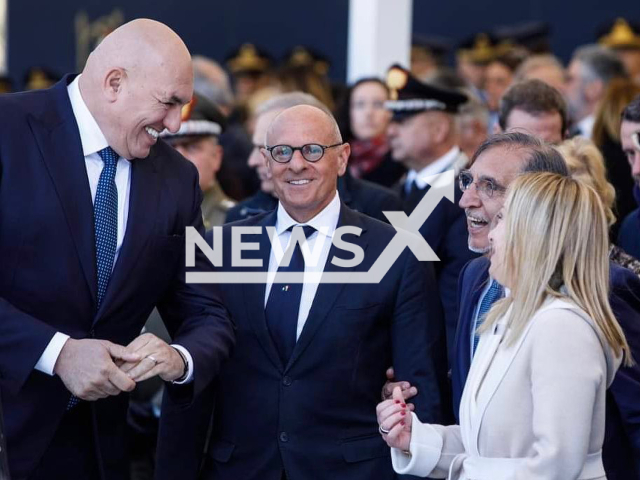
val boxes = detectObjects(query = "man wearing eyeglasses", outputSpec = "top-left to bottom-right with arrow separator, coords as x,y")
386,132 -> 640,480
226,92 -> 403,224
157,104 -> 449,480
385,65 -> 478,372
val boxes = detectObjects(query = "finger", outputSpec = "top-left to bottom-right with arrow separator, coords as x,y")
103,341 -> 141,363
385,367 -> 395,380
376,398 -> 398,416
108,365 -> 137,392
380,409 -> 408,433
385,421 -> 407,449
406,403 -> 415,412
402,386 -> 418,400
125,357 -> 158,382
126,333 -> 156,352
132,362 -> 165,383
392,386 -> 404,403
379,401 -> 405,423
117,360 -> 139,374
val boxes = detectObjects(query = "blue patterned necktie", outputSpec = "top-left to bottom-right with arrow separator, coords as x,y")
67,147 -> 118,411
265,225 -> 316,365
472,280 -> 504,356
94,146 -> 119,307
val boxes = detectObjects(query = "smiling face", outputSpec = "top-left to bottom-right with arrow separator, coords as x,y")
459,145 -> 527,253
265,105 -> 349,223
350,81 -> 391,140
106,62 -> 193,160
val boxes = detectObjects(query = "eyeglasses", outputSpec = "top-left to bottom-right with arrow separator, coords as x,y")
265,143 -> 344,163
458,170 -> 507,198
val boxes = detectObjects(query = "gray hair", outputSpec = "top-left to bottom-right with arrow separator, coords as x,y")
514,54 -> 564,83
572,44 -> 627,84
470,131 -> 569,176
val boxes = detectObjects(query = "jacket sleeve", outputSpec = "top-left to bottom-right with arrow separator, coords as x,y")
391,249 -> 450,425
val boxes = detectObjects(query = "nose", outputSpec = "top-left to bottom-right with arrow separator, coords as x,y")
459,184 -> 481,209
164,105 -> 183,134
288,150 -> 307,172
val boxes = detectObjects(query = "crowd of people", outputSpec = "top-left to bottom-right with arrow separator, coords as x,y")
1,14 -> 640,480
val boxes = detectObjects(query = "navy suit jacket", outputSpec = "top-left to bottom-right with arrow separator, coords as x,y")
453,256 -> 640,480
157,204 -> 449,480
0,76 -> 235,479
399,175 -> 479,369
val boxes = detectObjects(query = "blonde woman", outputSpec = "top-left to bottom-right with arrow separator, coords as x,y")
559,137 -> 640,277
377,172 -> 631,479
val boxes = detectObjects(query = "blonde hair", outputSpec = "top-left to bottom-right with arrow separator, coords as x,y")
593,78 -> 640,145
557,137 -> 616,226
482,172 -> 631,365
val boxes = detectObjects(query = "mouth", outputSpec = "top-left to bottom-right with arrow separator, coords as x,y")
145,126 -> 160,141
286,179 -> 313,186
466,213 -> 489,230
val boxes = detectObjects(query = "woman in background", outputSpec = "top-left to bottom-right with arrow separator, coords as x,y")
377,172 -> 630,479
336,78 -> 406,187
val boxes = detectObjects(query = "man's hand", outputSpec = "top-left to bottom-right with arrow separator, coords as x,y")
53,338 -> 140,401
382,367 -> 418,404
118,333 -> 186,383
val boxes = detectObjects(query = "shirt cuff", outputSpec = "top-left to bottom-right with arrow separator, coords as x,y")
35,332 -> 70,376
170,344 -> 194,384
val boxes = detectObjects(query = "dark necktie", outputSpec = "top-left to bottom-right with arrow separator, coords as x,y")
67,146 -> 119,411
94,146 -> 119,307
472,280 -> 504,356
265,225 -> 316,365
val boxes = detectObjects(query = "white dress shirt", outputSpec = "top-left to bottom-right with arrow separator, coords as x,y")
577,114 -> 595,139
264,192 -> 340,340
35,76 -> 192,383
405,146 -> 461,193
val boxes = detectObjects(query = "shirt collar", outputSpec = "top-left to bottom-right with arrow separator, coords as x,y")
577,114 -> 595,139
409,146 -> 461,189
275,191 -> 341,238
67,75 -> 110,157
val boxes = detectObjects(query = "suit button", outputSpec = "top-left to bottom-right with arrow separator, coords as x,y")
279,432 -> 288,443
282,376 -> 292,386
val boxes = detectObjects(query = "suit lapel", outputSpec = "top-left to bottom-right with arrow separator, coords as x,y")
94,153 -> 161,322
285,205 -> 368,371
28,77 -> 98,305
460,261 -> 491,371
242,210 -> 285,371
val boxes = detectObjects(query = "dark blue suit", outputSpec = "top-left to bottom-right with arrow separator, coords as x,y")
0,76 -> 235,479
399,173 -> 479,369
453,256 -> 640,480
157,205 -> 449,480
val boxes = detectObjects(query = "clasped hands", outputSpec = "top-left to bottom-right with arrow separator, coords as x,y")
53,333 -> 186,401
377,367 -> 417,452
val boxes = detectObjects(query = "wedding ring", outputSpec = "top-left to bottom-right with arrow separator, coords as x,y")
379,424 -> 390,435
147,355 -> 158,365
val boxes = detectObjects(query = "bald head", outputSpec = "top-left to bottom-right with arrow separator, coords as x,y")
266,104 -> 342,147
79,19 -> 193,160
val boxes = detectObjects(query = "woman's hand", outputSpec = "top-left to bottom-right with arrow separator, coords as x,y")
376,386 -> 412,451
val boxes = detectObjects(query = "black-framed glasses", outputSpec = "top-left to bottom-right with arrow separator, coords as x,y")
265,143 -> 344,163
458,170 -> 507,198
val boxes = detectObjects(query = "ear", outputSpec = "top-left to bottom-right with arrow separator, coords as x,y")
212,144 -> 224,174
261,147 -> 272,173
103,68 -> 126,102
336,143 -> 350,176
